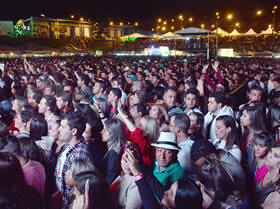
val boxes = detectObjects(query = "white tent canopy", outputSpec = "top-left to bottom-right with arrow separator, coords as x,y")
174,27 -> 210,35
243,28 -> 258,36
227,29 -> 242,36
121,33 -> 148,39
162,32 -> 182,37
213,27 -> 229,36
161,32 -> 184,39
260,26 -> 273,35
150,34 -> 163,39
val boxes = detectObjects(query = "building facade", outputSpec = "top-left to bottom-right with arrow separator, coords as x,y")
23,17 -> 93,39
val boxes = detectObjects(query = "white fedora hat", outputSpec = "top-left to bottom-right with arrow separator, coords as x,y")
151,132 -> 180,150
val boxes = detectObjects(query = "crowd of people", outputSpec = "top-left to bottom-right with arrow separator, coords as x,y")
217,35 -> 280,53
0,54 -> 280,209
114,35 -> 280,54
115,39 -> 187,52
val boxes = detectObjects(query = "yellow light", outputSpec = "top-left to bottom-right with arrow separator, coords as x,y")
171,19 -> 174,22
227,14 -> 233,20
189,17 -> 193,22
120,22 -> 123,26
201,24 -> 205,29
235,22 -> 240,27
257,10 -> 262,15
158,18 -> 162,23
157,26 -> 160,29
110,21 -> 113,26
152,28 -> 154,31
211,24 -> 215,28
274,5 -> 278,10
40,14 -> 46,17
80,17 -> 84,21
135,22 -> 138,26
162,26 -> 166,31
178,15 -> 183,20
216,12 -> 219,16
163,21 -> 167,25
269,24 -> 272,28
70,15 -> 74,19
171,26 -> 174,30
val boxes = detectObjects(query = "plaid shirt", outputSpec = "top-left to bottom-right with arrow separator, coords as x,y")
54,140 -> 91,209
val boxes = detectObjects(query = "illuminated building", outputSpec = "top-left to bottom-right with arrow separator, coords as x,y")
23,16 -> 93,39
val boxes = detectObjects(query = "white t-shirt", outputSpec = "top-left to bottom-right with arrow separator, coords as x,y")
177,138 -> 194,171
213,139 -> 242,163
55,146 -> 70,191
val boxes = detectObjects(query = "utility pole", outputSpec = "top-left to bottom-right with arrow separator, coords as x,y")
215,12 -> 220,59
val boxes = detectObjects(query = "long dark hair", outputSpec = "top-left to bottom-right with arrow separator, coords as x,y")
74,171 -> 116,209
175,177 -> 203,209
0,152 -> 40,209
18,137 -> 41,162
198,155 -> 244,205
0,152 -> 26,193
216,115 -> 240,150
267,104 -> 280,132
242,105 -> 267,133
29,114 -> 48,141
249,133 -> 273,169
87,120 -> 103,142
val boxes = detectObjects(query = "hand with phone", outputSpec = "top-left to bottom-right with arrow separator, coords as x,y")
124,149 -> 141,176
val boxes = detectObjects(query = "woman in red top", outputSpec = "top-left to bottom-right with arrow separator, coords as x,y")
117,101 -> 158,167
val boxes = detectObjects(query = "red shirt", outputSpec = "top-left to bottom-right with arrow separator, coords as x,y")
125,126 -> 155,167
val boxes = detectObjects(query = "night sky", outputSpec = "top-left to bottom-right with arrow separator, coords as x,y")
0,0 -> 279,32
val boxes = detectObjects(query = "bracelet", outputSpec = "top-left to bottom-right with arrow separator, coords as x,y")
135,173 -> 144,181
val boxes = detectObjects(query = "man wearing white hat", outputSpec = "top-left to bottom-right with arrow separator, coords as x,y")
151,132 -> 184,188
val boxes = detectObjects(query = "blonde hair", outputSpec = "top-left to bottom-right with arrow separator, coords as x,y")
142,115 -> 159,143
104,119 -> 127,153
72,159 -> 97,178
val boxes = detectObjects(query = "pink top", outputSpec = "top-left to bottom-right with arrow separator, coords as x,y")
254,165 -> 269,189
22,159 -> 46,196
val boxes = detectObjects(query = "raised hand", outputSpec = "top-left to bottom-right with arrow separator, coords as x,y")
202,64 -> 209,73
212,61 -> 219,71
117,100 -> 124,115
124,149 -> 141,176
